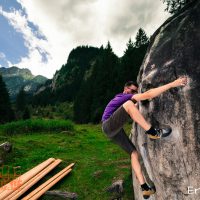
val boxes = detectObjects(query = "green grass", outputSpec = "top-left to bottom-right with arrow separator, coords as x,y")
0,119 -> 74,135
0,122 -> 134,199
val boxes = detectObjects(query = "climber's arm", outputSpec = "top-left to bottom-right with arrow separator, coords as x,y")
131,77 -> 187,102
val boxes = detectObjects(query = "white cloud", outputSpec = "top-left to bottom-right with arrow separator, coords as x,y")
0,51 -> 10,67
0,52 -> 6,59
1,0 -> 170,78
0,6 -> 52,77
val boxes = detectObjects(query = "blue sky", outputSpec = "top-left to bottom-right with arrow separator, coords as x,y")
0,0 -> 170,78
0,0 -> 26,65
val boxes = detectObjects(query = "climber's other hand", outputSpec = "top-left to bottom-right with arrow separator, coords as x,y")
171,76 -> 187,88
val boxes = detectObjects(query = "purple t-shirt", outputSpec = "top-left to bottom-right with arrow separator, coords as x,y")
102,93 -> 133,122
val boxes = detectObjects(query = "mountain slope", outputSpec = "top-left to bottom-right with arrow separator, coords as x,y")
33,46 -> 100,104
0,66 -> 48,100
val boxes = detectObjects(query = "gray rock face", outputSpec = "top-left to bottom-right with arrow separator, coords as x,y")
106,179 -> 124,194
43,190 -> 78,200
0,142 -> 12,164
106,180 -> 124,200
131,1 -> 200,199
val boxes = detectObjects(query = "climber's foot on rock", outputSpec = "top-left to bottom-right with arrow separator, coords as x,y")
147,127 -> 172,140
142,186 -> 156,199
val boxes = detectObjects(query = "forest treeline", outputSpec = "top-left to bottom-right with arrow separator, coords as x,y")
0,0 -> 195,124
0,28 -> 149,124
32,28 -> 149,123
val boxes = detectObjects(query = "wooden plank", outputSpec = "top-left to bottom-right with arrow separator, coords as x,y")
5,159 -> 62,200
29,169 -> 72,200
22,163 -> 75,200
0,158 -> 55,200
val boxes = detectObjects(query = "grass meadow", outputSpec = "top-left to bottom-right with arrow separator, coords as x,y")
0,120 -> 134,199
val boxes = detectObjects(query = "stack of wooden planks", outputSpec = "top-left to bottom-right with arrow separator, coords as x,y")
0,158 -> 75,200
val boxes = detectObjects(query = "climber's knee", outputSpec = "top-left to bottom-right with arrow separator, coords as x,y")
123,100 -> 135,113
131,150 -> 139,160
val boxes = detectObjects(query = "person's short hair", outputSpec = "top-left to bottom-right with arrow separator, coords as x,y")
124,81 -> 138,88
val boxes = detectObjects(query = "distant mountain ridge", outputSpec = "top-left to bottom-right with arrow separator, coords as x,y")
0,66 -> 48,100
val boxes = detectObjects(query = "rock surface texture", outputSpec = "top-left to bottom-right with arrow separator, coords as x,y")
131,1 -> 200,199
43,190 -> 78,200
0,142 -> 12,165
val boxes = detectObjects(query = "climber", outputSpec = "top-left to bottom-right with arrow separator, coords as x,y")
101,76 -> 187,199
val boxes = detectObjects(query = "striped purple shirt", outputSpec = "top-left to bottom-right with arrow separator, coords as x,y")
102,93 -> 134,122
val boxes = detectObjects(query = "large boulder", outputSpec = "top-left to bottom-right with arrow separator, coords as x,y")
131,0 -> 200,199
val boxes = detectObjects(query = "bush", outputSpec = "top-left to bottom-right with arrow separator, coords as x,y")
0,119 -> 74,135
31,103 -> 74,120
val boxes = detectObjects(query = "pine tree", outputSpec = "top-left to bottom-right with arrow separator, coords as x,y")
105,41 -> 113,53
119,29 -> 149,86
23,106 -> 31,120
16,88 -> 29,119
16,88 -> 26,112
0,74 -> 15,124
134,28 -> 149,48
124,38 -> 134,55
162,0 -> 193,14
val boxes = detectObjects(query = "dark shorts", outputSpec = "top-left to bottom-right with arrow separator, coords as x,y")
102,105 -> 137,155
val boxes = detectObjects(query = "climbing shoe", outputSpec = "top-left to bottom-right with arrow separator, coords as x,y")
147,127 -> 172,139
142,187 -> 156,199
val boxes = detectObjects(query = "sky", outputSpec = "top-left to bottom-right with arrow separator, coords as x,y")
0,0 -> 170,78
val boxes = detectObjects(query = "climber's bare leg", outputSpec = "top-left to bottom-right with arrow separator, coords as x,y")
131,151 -> 145,184
123,100 -> 151,131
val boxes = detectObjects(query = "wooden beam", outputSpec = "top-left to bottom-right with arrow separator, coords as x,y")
0,158 -> 55,200
5,159 -> 62,200
22,163 -> 75,200
28,169 -> 72,200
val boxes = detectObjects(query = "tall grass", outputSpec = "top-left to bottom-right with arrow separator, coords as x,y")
0,119 -> 74,135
